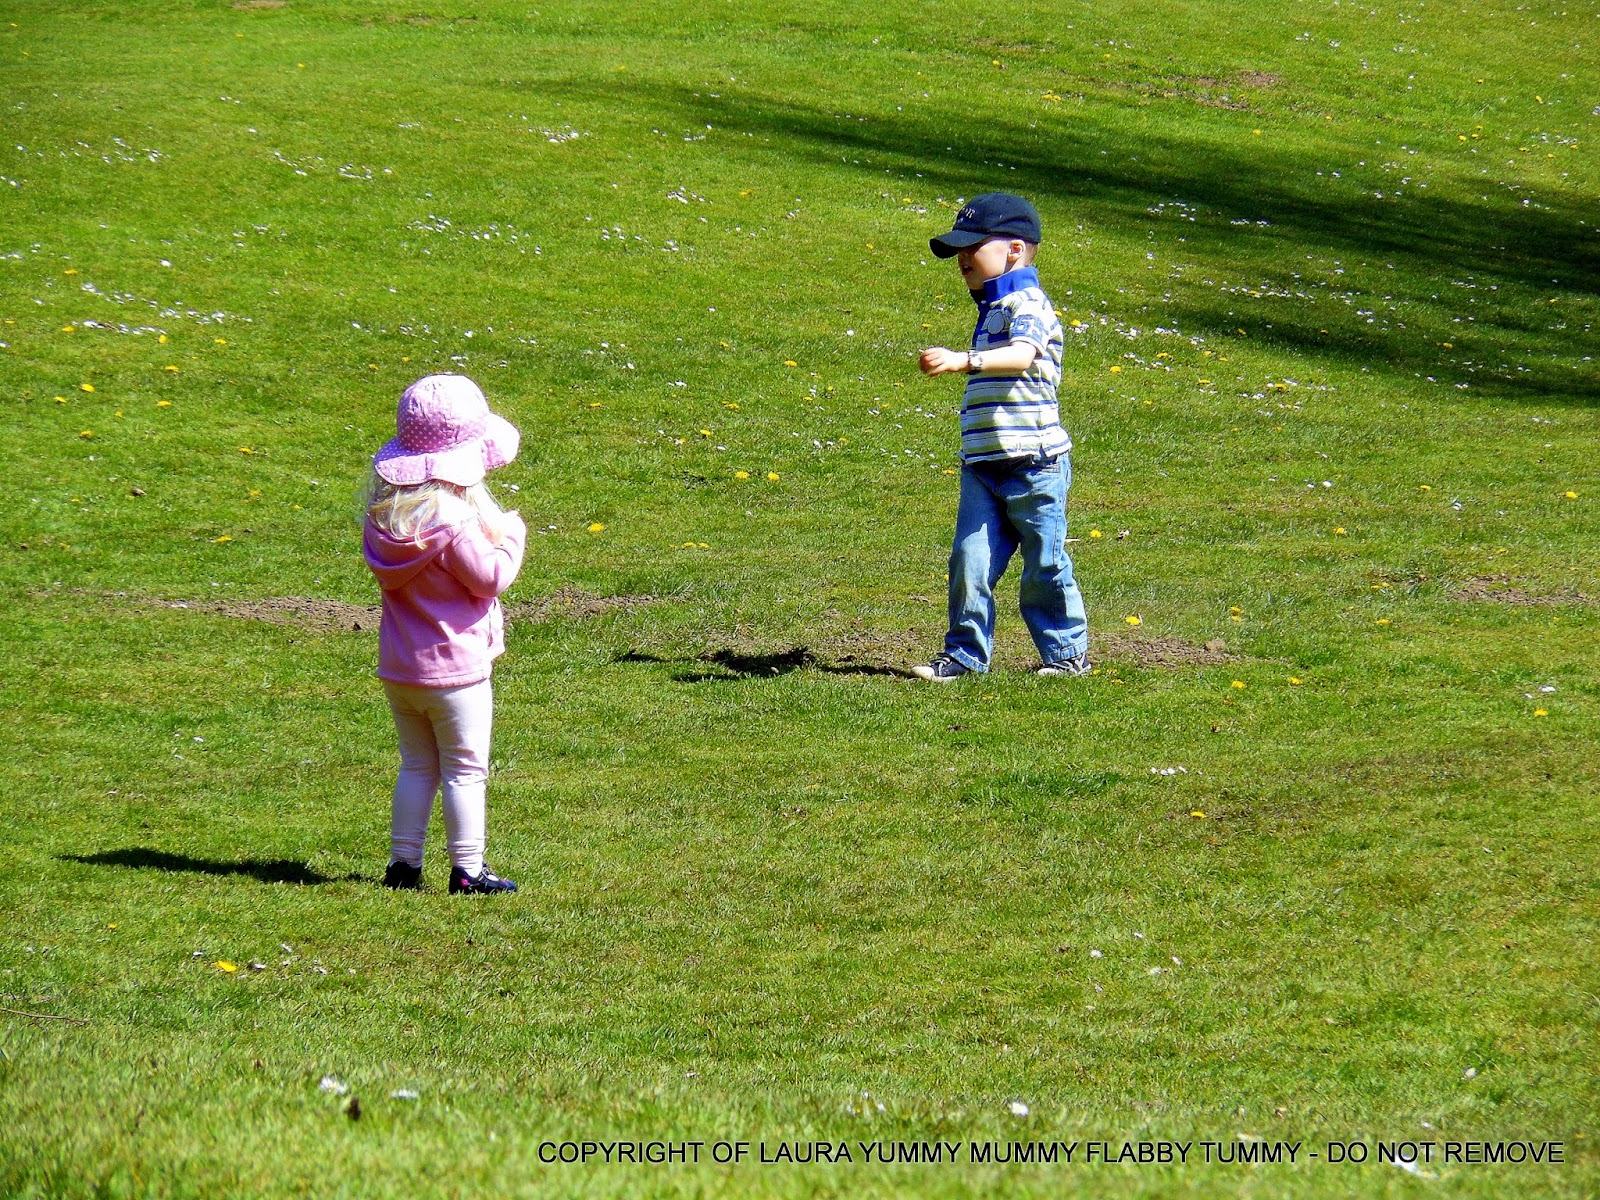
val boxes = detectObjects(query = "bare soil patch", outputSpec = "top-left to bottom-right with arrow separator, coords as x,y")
1093,631 -> 1239,668
1448,575 -> 1590,607
142,596 -> 381,633
507,586 -> 662,624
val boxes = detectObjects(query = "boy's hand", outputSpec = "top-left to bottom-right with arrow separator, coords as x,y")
920,347 -> 969,376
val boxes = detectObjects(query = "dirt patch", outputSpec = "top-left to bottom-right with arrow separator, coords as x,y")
1092,631 -> 1238,668
1448,575 -> 1590,607
1237,71 -> 1282,88
232,0 -> 285,8
143,596 -> 381,633
507,586 -> 662,624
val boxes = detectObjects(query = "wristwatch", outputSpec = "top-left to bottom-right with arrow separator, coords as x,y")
968,351 -> 985,373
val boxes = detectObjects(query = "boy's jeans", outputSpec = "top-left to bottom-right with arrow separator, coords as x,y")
942,452 -> 1089,672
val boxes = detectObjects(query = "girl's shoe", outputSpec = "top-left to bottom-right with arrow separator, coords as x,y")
448,864 -> 518,895
383,861 -> 423,890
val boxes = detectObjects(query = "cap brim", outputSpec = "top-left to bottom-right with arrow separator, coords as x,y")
929,229 -> 990,258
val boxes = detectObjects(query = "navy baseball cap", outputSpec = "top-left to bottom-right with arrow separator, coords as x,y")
929,193 -> 1042,258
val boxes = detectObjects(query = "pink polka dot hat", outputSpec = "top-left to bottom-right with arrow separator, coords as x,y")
373,374 -> 520,487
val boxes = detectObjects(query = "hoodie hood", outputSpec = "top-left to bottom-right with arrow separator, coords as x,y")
363,519 -> 457,591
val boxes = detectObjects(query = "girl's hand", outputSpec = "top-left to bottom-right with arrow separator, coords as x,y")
919,347 -> 969,376
481,509 -> 518,546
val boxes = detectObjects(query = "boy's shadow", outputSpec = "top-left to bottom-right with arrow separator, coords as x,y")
64,848 -> 359,886
618,647 -> 911,682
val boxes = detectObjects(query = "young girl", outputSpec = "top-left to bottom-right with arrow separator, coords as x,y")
362,373 -> 526,894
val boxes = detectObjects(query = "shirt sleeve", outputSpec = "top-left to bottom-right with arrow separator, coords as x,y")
439,513 -> 527,599
1005,294 -> 1053,354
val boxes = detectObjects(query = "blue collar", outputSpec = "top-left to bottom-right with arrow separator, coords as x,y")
972,265 -> 1039,306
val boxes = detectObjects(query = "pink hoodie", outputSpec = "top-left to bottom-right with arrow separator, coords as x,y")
363,513 -> 527,687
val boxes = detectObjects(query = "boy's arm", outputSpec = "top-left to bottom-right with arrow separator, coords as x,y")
919,343 -> 1039,376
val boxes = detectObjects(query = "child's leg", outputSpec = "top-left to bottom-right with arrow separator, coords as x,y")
1000,455 -> 1089,663
943,463 -> 1019,671
416,678 -> 494,876
383,680 -> 442,868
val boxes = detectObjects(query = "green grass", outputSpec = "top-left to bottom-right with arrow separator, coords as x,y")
1,1 -> 1597,1196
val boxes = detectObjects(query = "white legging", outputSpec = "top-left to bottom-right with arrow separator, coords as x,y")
382,678 -> 493,875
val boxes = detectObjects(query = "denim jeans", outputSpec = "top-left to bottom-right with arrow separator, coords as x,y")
943,452 -> 1089,671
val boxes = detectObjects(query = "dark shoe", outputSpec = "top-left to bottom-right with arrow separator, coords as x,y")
448,864 -> 518,895
383,861 -> 422,890
911,653 -> 971,683
1037,654 -> 1091,677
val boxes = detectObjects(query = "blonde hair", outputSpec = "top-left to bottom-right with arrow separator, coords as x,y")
363,470 -> 510,546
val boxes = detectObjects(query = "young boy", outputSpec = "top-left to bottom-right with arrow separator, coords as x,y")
913,192 -> 1090,681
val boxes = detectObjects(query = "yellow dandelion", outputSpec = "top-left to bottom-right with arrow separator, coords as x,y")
61,324 -> 76,333
766,472 -> 780,481
1334,526 -> 1347,535
164,365 -> 179,373
588,401 -> 602,408
64,268 -> 78,276
214,337 -> 227,346
1419,484 -> 1432,491
158,334 -> 168,344
697,541 -> 709,549
1252,129 -> 1262,135
1231,680 -> 1246,689
783,359 -> 797,367
1376,617 -> 1391,626
1229,605 -> 1242,614
698,428 -> 712,437
78,430 -> 93,439
215,960 -> 238,973
942,468 -> 957,475
1564,491 -> 1578,499
80,383 -> 94,392
587,522 -> 606,532
1108,365 -> 1122,373
1125,615 -> 1141,627
1288,676 -> 1303,685
54,396 -> 67,404
214,535 -> 232,543
1190,810 -> 1206,819
734,470 -> 750,480
1533,708 -> 1548,717
156,400 -> 172,408
1089,529 -> 1103,539
401,355 -> 411,363
237,446 -> 253,455
1198,378 -> 1211,385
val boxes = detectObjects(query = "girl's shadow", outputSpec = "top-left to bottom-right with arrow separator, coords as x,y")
64,848 -> 359,886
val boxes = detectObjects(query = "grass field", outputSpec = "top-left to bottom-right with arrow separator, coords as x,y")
2,1 -> 1597,1196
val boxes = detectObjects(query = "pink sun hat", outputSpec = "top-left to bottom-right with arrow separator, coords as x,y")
372,374 -> 520,487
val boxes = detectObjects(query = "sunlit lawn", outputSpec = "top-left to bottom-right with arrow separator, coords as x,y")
1,1 -> 1596,1196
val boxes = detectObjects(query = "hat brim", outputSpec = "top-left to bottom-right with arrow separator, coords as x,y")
373,412 -> 521,487
929,229 -> 991,258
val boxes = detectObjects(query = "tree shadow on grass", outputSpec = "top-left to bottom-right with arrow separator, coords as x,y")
577,80 -> 1598,404
65,848 -> 357,886
618,648 -> 911,682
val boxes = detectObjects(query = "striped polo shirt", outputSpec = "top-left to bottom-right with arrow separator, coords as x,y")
960,265 -> 1071,464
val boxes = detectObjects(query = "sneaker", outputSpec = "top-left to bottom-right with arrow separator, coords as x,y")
448,864 -> 518,896
1037,654 -> 1091,677
911,653 -> 971,683
383,861 -> 422,890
